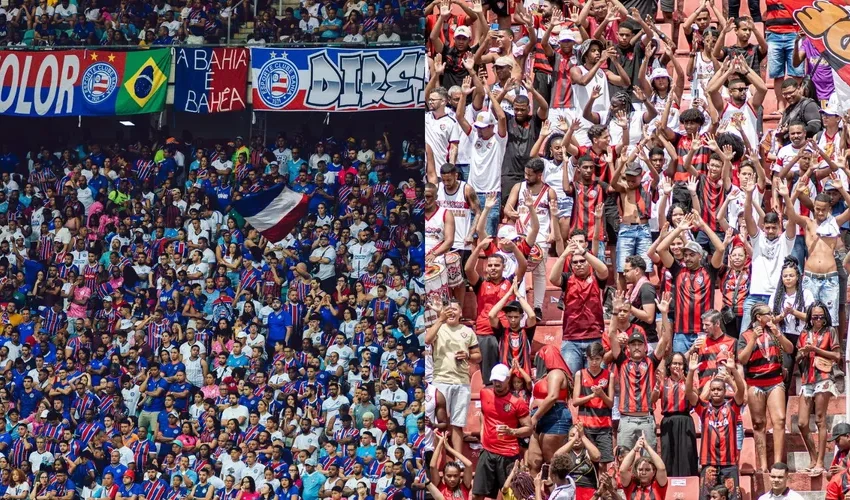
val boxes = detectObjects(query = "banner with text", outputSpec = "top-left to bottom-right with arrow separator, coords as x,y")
250,46 -> 425,112
174,47 -> 249,114
0,49 -> 171,117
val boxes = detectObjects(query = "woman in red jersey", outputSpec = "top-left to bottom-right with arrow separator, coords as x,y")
526,345 -> 571,476
430,434 -> 473,500
796,302 -> 841,477
655,351 -> 698,477
618,433 -> 668,500
737,303 -> 794,472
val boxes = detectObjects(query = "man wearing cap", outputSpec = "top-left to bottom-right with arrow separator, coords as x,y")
471,364 -> 532,500
540,25 -> 578,117
425,299 -> 480,453
116,470 -> 144,500
488,285 -> 536,371
828,423 -> 850,480
656,212 -> 726,353
302,458 -> 325,500
456,77 -> 509,239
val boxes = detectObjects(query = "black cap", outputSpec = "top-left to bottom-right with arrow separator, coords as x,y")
627,331 -> 646,344
829,423 -> 850,441
502,301 -> 522,312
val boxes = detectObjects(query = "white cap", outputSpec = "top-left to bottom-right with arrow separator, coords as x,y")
473,112 -> 496,129
40,410 -> 49,418
494,56 -> 514,68
558,30 -> 577,43
822,103 -> 841,116
497,225 -> 519,240
490,364 -> 511,382
650,67 -> 671,80
454,26 -> 472,39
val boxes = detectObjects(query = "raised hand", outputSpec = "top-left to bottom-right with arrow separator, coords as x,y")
433,53 -> 445,74
723,227 -> 734,246
461,54 -> 475,72
461,76 -> 473,95
485,192 -> 497,208
472,0 -> 483,12
660,176 -> 673,195
656,291 -> 671,315
687,175 -> 699,194
439,0 -> 451,17
615,110 -> 629,128
591,85 -> 602,100
540,120 -> 551,137
688,351 -> 699,371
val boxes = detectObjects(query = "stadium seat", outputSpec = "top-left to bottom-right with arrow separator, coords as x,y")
23,30 -> 34,45
664,476 -> 699,500
470,369 -> 483,400
739,437 -> 757,474
463,401 -> 482,437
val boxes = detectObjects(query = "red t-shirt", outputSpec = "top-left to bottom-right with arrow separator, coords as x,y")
622,479 -> 668,500
480,387 -> 530,457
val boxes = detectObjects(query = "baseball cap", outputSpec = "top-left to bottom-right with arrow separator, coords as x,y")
502,300 -> 522,312
650,67 -> 671,80
494,56 -> 514,68
169,410 -> 179,418
821,103 -> 841,116
490,363 -> 511,382
829,423 -> 850,441
454,26 -> 472,39
125,471 -> 135,481
40,410 -> 49,418
473,112 -> 496,129
825,180 -> 839,191
497,225 -> 519,240
683,241 -> 705,255
306,458 -> 318,466
627,331 -> 646,344
558,29 -> 577,43
624,164 -> 643,176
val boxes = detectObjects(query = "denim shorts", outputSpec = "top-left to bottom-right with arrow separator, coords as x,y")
750,383 -> 785,396
616,223 -> 653,273
533,402 -> 572,435
767,32 -> 805,79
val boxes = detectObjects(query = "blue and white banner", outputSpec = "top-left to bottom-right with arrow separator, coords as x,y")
250,46 -> 425,112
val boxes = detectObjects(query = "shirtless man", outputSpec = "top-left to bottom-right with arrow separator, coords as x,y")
610,146 -> 661,289
778,180 -> 850,321
504,158 -> 560,319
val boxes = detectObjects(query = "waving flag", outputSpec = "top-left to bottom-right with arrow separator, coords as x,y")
793,0 -> 850,111
231,184 -> 308,243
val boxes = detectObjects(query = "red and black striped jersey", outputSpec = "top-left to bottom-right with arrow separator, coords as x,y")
797,328 -> 840,386
577,367 -> 613,430
670,260 -> 720,335
569,181 -> 608,242
615,344 -> 660,415
737,328 -> 784,387
659,377 -> 689,415
672,133 -> 709,182
698,174 -> 728,232
623,480 -> 668,500
720,267 -> 749,318
578,145 -> 617,183
696,334 -> 737,389
695,399 -> 741,466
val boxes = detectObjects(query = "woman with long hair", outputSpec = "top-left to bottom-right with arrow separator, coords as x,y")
572,342 -> 614,468
527,344 -> 572,476
738,303 -> 794,472
235,477 -> 258,500
796,302 -> 841,476
655,351 -> 698,477
27,472 -> 48,500
769,256 -> 813,395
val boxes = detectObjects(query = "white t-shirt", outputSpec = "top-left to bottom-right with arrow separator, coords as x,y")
327,344 -> 355,367
221,405 -> 250,429
379,388 -> 408,420
467,129 -> 507,194
749,231 -> 795,297
321,395 -> 350,421
757,488 -> 805,500
425,111 -> 460,165
293,432 -> 320,459
310,245 -> 336,281
767,288 -> 814,337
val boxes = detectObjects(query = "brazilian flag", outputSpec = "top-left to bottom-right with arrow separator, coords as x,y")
81,49 -> 171,116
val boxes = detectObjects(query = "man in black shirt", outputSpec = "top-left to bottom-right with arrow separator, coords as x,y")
430,9 -> 479,88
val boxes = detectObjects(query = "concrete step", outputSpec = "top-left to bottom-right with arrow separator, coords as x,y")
786,451 -> 835,473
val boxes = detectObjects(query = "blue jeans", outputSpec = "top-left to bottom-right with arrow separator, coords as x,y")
790,235 -> 807,272
456,163 -> 470,182
740,294 -> 771,334
616,224 -> 653,273
767,31 -> 805,79
802,272 -> 840,323
476,192 -> 500,238
673,332 -> 697,353
561,339 -> 600,376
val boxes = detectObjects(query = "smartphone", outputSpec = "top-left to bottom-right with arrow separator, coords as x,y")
490,23 -> 500,30
541,464 -> 550,481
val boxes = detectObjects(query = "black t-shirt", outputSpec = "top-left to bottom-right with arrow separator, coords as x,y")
613,42 -> 645,96
440,44 -> 478,89
631,281 -> 658,343
503,114 -> 542,180
722,44 -> 762,75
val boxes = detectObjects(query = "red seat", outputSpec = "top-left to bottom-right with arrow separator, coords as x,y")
664,476 -> 699,500
739,437 -> 757,474
738,475 -> 752,500
471,370 -> 483,400
463,401 -> 483,436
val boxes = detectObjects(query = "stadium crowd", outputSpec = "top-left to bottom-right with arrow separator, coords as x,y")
423,0 -> 850,498
0,0 -> 423,46
0,122 -> 431,500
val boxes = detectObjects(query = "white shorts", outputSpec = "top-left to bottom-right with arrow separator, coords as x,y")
800,379 -> 839,398
433,382 -> 471,427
